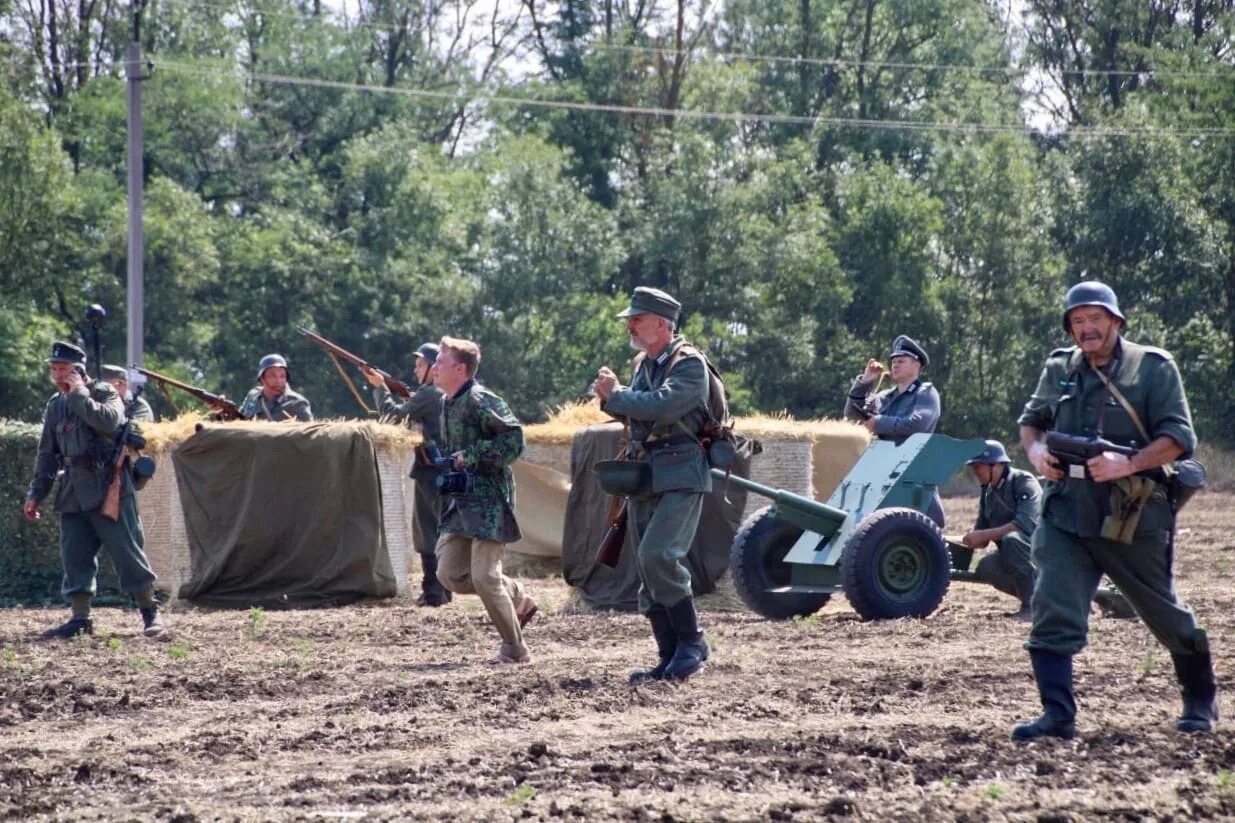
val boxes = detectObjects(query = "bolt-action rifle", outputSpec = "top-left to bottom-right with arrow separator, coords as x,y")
133,366 -> 242,421
297,327 -> 412,399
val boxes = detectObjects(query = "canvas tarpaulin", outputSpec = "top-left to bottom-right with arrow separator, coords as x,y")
173,422 -> 397,608
561,422 -> 750,611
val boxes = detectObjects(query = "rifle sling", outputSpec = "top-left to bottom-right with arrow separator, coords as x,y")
1089,362 -> 1152,445
326,351 -> 375,414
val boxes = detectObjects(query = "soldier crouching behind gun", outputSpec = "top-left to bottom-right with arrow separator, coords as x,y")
594,286 -> 712,684
1012,281 -> 1216,741
23,342 -> 164,639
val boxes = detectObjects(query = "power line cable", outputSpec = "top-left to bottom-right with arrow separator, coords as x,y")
152,58 -> 1235,139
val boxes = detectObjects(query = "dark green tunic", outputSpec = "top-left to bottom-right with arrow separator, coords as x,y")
239,387 -> 314,421
1018,338 -> 1206,656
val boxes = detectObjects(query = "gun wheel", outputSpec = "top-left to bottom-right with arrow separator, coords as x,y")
841,507 -> 950,620
730,505 -> 831,621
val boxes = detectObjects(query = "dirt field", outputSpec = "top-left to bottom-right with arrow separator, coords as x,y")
3,494 -> 1235,821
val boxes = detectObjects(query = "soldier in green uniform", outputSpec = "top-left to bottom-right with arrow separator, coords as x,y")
431,337 -> 537,664
236,354 -> 313,421
594,287 -> 713,683
100,365 -> 155,423
959,440 -> 1040,620
22,342 -> 164,638
1012,281 -> 1216,741
363,343 -> 451,607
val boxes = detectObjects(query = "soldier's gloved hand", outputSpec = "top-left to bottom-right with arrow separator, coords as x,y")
23,499 -> 40,521
1028,440 -> 1063,482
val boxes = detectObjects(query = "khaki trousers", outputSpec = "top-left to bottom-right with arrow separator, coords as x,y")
436,532 -> 527,657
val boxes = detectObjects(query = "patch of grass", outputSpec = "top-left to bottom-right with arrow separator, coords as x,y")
129,656 -> 152,672
291,638 -> 314,654
168,644 -> 190,661
1140,649 -> 1158,676
984,783 -> 1005,800
506,783 -> 536,805
247,606 -> 267,639
941,776 -> 955,788
2,645 -> 16,667
1218,770 -> 1234,794
792,612 -> 822,628
105,635 -> 123,653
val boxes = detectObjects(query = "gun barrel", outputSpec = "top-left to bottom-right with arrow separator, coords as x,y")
712,468 -> 847,531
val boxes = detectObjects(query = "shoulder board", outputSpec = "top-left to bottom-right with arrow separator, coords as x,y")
1048,346 -> 1077,359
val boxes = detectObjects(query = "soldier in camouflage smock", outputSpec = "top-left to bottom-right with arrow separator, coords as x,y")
237,354 -> 313,421
1012,281 -> 1215,742
23,342 -> 164,639
595,287 -> 713,684
363,342 -> 451,606
100,365 -> 155,422
431,337 -> 537,664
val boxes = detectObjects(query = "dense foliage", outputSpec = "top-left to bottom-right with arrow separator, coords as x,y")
2,0 -> 1233,447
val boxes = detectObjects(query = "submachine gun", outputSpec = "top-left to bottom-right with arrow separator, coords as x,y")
101,384 -> 156,521
1044,431 -> 1137,472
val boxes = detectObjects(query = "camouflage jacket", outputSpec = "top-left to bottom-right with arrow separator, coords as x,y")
439,379 -> 524,543
27,380 -> 131,513
374,382 -> 444,479
845,377 -> 940,444
1019,338 -> 1194,539
974,466 -> 1041,538
239,387 -> 314,421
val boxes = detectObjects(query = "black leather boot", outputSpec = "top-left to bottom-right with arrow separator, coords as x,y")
140,605 -> 165,637
43,617 -> 93,639
1172,652 -> 1219,733
663,597 -> 709,681
629,605 -> 677,684
1011,650 -> 1077,741
417,553 -> 452,606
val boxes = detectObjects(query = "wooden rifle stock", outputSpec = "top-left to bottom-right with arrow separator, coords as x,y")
133,366 -> 242,420
595,497 -> 629,568
297,327 -> 412,399
101,386 -> 146,522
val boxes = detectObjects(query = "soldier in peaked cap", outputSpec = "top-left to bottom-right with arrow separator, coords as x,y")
100,365 -> 155,423
594,286 -> 715,683
23,342 -> 164,639
1012,281 -> 1215,742
237,353 -> 313,421
363,342 -> 452,607
959,440 -> 1040,621
844,333 -> 944,523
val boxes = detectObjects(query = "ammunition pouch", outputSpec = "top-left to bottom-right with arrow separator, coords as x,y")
131,455 -> 157,491
1167,458 -> 1206,514
125,430 -> 147,449
700,419 -> 738,469
1101,475 -> 1156,544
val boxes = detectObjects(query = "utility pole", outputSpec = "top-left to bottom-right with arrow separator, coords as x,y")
125,3 -> 145,369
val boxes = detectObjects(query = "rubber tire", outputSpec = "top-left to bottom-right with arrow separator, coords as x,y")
841,507 -> 950,620
730,505 -> 832,620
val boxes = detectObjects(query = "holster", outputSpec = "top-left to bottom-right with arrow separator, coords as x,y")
1101,475 -> 1156,544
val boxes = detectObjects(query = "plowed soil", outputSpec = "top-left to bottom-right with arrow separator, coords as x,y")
3,495 -> 1234,821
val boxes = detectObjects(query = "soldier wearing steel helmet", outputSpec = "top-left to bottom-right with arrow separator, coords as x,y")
960,440 -> 1040,621
1012,281 -> 1216,741
362,342 -> 452,607
237,354 -> 313,421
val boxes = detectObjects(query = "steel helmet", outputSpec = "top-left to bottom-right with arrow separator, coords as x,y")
257,353 -> 290,381
1063,281 -> 1125,332
967,439 -> 1011,465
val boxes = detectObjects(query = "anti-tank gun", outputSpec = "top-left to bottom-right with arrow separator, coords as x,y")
725,433 -> 985,621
